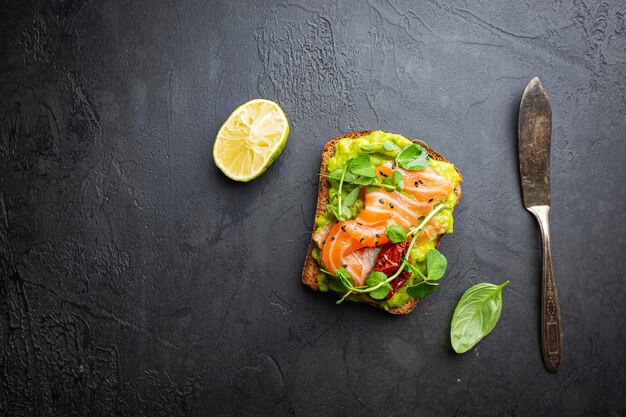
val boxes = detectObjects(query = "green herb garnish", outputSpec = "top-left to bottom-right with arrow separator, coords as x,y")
382,140 -> 399,151
386,224 -> 407,243
324,156 -> 408,221
405,248 -> 448,298
450,281 -> 509,353
342,187 -> 360,209
348,154 -> 376,177
391,169 -> 404,191
365,271 -> 392,300
321,204 -> 445,304
396,143 -> 429,170
327,168 -> 350,221
406,280 -> 439,298
328,168 -> 356,183
426,249 -> 447,281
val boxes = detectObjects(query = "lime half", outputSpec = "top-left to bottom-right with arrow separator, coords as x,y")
213,99 -> 289,182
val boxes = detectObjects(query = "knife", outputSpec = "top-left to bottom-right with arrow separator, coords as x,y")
518,77 -> 563,372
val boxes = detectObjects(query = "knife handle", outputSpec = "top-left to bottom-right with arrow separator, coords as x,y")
529,205 -> 563,372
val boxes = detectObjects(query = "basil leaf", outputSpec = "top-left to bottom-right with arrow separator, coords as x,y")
450,281 -> 509,354
396,144 -> 429,170
392,170 -> 404,191
342,187 -> 360,210
426,249 -> 447,281
382,140 -> 399,151
359,144 -> 375,153
369,283 -> 391,300
348,155 -> 375,177
386,224 -> 407,243
382,176 -> 393,186
406,281 -> 439,298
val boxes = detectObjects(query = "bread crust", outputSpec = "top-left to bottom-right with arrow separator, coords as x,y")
301,131 -> 462,315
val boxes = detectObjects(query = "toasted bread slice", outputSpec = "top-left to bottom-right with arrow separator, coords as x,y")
301,130 -> 462,315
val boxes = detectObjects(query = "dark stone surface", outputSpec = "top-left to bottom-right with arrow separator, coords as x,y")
1,1 -> 625,416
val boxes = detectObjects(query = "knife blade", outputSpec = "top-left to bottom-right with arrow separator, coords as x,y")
518,77 -> 563,372
519,78 -> 551,207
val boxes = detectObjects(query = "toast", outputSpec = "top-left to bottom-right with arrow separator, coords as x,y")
301,130 -> 462,314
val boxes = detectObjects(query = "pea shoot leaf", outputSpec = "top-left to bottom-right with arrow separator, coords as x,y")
329,169 -> 356,183
351,176 -> 375,186
407,281 -> 439,298
336,267 -> 354,282
329,278 -> 350,292
366,271 -> 386,287
396,144 -> 429,170
370,283 -> 392,300
382,140 -> 399,151
386,224 -> 407,243
392,170 -> 404,191
426,249 -> 447,281
342,187 -> 360,209
365,271 -> 391,300
348,155 -> 375,177
328,204 -> 350,221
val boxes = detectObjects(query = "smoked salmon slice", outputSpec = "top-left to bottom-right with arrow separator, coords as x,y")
321,164 -> 453,285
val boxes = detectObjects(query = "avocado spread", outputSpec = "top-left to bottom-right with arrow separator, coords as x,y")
313,131 -> 461,310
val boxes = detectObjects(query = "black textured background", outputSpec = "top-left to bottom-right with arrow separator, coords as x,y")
1,1 -> 626,416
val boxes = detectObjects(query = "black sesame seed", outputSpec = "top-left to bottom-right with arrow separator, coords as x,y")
414,181 -> 419,187
331,236 -> 335,241
364,246 -> 370,249
391,163 -> 396,169
419,179 -> 424,184
390,203 -> 394,209
379,199 -> 384,204
428,198 -> 434,203
375,233 -> 380,238
359,237 -> 364,243
341,225 -> 346,231
342,264 -> 347,268
375,241 -> 379,246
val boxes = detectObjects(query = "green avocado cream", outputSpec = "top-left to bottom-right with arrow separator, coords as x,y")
314,131 -> 461,310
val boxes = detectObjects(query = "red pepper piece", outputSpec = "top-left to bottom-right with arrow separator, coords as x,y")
371,239 -> 412,300
372,240 -> 407,275
385,270 -> 411,300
